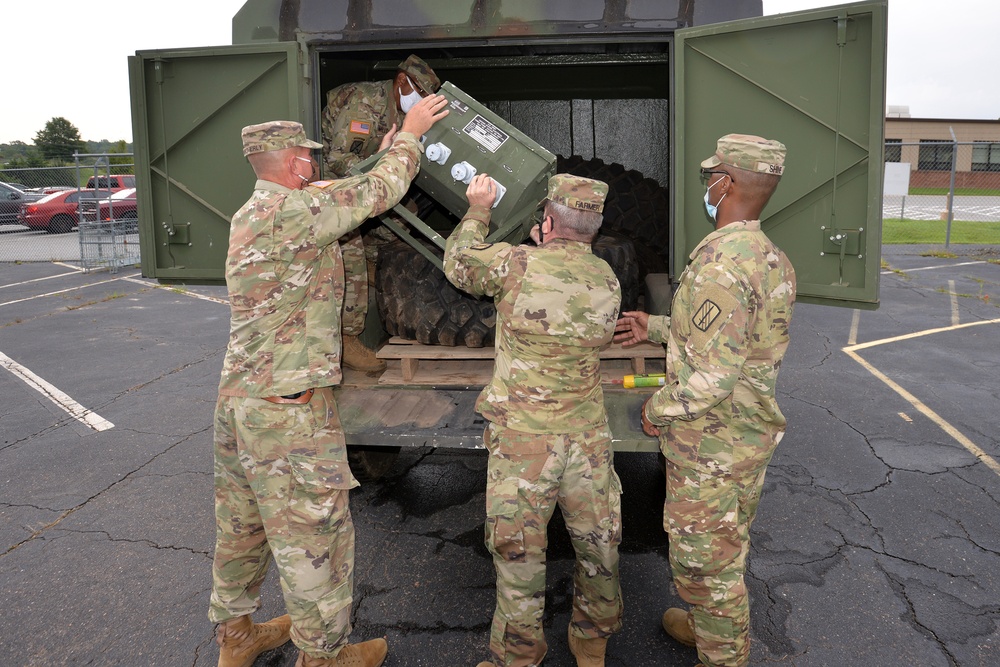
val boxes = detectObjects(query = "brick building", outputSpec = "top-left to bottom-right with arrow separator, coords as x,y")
885,109 -> 1000,189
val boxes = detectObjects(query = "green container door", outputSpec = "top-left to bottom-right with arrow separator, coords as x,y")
675,1 -> 888,309
128,43 -> 306,281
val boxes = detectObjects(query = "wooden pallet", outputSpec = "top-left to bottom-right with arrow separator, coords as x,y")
376,337 -> 663,385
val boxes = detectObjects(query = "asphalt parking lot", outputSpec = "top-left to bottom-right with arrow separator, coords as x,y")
1,244 -> 998,666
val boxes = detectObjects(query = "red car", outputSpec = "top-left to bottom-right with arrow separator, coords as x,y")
81,188 -> 138,231
18,189 -> 108,234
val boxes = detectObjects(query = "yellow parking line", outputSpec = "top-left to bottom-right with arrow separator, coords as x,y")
842,317 -> 1000,476
848,309 -> 861,346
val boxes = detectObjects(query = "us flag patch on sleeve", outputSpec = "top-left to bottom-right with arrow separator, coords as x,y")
349,120 -> 371,135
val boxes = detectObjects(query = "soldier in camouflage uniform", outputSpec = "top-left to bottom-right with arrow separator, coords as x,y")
614,134 -> 795,667
444,173 -> 625,667
210,95 -> 448,667
320,54 -> 442,372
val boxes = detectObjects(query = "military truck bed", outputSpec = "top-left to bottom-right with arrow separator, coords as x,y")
336,341 -> 664,452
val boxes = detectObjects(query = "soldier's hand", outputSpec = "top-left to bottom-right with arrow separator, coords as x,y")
466,174 -> 497,208
614,310 -> 650,346
640,396 -> 660,437
378,123 -> 398,151
400,94 -> 450,137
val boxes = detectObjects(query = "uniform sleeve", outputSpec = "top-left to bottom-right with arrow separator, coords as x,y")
308,132 -> 423,247
321,85 -> 368,178
443,204 -> 513,298
646,314 -> 671,344
645,262 -> 752,425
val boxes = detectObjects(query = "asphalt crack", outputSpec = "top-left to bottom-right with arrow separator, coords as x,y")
0,425 -> 211,558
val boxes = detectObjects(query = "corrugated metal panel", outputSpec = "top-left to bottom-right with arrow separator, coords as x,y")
129,43 -> 304,280
675,1 -> 888,308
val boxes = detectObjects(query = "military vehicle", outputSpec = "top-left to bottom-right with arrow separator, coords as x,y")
128,0 -> 887,478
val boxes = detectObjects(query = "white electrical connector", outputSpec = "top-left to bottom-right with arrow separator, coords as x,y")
451,161 -> 477,184
490,179 -> 506,208
425,142 -> 451,166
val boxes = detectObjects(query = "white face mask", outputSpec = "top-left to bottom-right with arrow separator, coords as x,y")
703,174 -> 727,221
399,76 -> 423,113
294,156 -> 314,185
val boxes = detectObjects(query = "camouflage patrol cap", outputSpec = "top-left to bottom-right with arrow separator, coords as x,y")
701,133 -> 786,176
546,174 -> 608,213
398,54 -> 441,95
241,121 -> 323,157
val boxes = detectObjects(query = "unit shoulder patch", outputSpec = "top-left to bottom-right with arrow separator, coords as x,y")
687,282 -> 741,351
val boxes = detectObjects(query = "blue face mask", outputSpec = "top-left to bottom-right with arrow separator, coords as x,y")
703,176 -> 727,221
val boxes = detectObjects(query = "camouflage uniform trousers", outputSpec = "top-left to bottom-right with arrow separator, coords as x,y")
209,386 -> 360,658
484,422 -> 624,667
662,445 -> 775,667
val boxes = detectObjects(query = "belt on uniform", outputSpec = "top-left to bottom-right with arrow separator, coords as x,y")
261,388 -> 315,404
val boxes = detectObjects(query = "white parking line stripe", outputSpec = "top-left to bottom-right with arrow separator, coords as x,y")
904,261 -> 986,273
120,277 -> 229,305
0,277 -> 123,309
844,318 -> 1000,353
0,351 -> 114,432
0,270 -> 85,290
52,262 -> 85,272
880,260 -> 987,276
949,280 -> 959,325
844,348 -> 1000,476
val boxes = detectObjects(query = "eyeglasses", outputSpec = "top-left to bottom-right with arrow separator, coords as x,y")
700,169 -> 735,183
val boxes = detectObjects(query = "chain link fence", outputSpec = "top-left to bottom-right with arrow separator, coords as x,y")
883,141 -> 1000,248
4,142 -> 999,265
0,154 -> 139,269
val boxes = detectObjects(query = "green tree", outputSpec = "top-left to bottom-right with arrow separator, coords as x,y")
108,139 -> 134,173
33,117 -> 86,161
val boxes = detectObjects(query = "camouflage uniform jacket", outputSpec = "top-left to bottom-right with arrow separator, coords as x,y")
321,80 -> 399,178
644,220 -> 796,472
218,133 -> 422,398
444,205 -> 622,434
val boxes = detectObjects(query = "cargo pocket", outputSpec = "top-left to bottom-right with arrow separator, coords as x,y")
485,478 -> 525,563
287,454 -> 359,533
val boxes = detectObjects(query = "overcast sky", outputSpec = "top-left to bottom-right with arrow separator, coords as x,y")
1,1 -> 995,145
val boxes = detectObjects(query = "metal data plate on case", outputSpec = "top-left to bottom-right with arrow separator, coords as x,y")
418,81 -> 555,240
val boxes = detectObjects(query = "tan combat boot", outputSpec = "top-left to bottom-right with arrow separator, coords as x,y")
216,613 -> 291,667
475,663 -> 495,667
568,625 -> 608,667
295,638 -> 388,667
342,335 -> 386,373
661,608 -> 697,648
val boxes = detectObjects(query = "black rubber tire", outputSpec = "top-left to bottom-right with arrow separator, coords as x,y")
592,232 -> 640,312
556,155 -> 670,280
376,239 -> 497,347
347,445 -> 401,483
48,214 -> 75,234
376,234 -> 640,347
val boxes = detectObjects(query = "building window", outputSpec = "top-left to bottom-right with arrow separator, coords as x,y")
918,140 -> 953,171
885,138 -> 901,162
971,142 -> 1000,172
